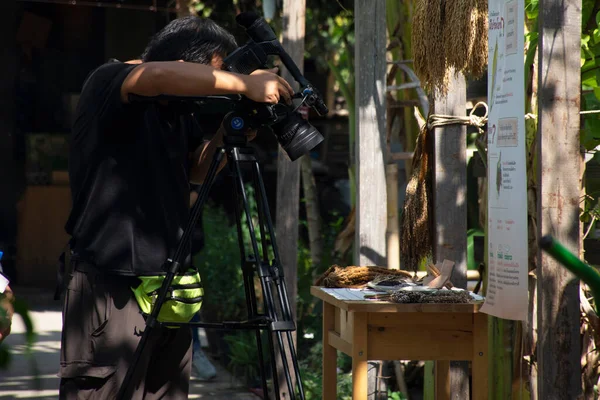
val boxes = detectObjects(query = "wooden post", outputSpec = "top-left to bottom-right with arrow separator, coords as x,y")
432,72 -> 468,397
355,1 -> 388,398
275,0 -> 305,397
354,0 -> 387,267
536,0 -> 582,398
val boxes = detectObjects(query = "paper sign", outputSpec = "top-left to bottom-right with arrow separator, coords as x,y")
480,0 -> 529,321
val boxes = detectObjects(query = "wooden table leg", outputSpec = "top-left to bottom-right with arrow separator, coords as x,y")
472,313 -> 489,400
435,361 -> 451,400
352,312 -> 368,400
322,302 -> 337,400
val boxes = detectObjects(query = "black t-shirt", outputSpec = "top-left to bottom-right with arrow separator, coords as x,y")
66,61 -> 197,276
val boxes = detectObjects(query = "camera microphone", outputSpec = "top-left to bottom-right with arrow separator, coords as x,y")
235,12 -> 277,42
233,12 -> 311,90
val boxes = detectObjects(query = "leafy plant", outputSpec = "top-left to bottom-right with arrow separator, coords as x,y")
0,298 -> 40,388
194,184 -> 274,323
223,331 -> 262,386
305,6 -> 357,205
194,202 -> 246,323
525,0 -> 600,154
299,341 -> 353,400
387,391 -> 408,400
296,212 -> 348,353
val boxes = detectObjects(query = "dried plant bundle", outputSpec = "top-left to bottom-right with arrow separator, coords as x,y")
390,289 -> 472,304
400,123 -> 433,271
315,265 -> 413,288
412,0 -> 488,95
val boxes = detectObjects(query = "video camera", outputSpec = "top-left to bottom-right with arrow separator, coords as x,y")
195,12 -> 328,161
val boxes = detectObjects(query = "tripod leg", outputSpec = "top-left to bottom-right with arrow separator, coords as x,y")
252,167 -> 294,394
252,162 -> 306,400
230,150 -> 296,399
230,152 -> 272,398
252,169 -> 271,266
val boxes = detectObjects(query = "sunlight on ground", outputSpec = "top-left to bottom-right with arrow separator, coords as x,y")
9,340 -> 61,355
0,375 -> 59,399
11,311 -> 63,334
1,299 -> 258,399
0,389 -> 59,398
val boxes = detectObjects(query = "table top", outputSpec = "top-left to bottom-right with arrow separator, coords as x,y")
310,286 -> 483,313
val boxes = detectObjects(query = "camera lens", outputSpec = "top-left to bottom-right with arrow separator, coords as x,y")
272,112 -> 324,161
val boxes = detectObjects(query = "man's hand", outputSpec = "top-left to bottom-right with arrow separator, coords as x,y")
245,129 -> 257,141
0,286 -> 14,344
244,68 -> 294,105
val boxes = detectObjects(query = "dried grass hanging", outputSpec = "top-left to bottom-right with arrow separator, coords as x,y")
413,0 -> 489,94
400,122 -> 434,271
466,0 -> 489,78
413,0 -> 449,95
443,0 -> 472,73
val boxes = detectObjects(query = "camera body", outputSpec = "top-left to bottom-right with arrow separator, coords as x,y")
219,12 -> 328,161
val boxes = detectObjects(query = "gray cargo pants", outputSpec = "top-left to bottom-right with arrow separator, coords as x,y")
58,262 -> 192,399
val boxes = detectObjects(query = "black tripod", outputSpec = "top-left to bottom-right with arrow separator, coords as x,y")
117,111 -> 305,400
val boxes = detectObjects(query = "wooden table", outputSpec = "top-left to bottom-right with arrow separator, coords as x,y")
310,287 -> 488,400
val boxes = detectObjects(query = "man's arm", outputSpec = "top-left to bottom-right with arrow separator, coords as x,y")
189,131 -> 226,185
189,126 -> 257,185
120,62 -> 293,105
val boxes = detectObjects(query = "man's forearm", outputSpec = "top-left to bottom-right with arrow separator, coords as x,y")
121,62 -> 250,103
189,130 -> 227,184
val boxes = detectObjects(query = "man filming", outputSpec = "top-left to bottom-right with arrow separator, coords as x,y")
59,16 -> 293,399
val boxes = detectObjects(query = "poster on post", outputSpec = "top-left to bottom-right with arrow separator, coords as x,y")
479,0 -> 528,321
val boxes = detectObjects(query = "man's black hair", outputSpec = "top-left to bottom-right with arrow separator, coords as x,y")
141,16 -> 237,64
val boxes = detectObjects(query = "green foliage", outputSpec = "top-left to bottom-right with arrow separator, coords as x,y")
387,391 -> 409,400
195,184 -> 349,390
580,193 -> 600,238
305,5 -> 356,205
223,331 -> 262,385
581,8 -> 600,152
296,213 -> 348,350
583,93 -> 600,153
0,298 -> 40,388
194,185 -> 270,323
192,1 -> 213,18
298,341 -> 353,400
305,10 -> 355,81
525,0 -> 600,152
194,203 -> 246,322
306,8 -> 355,128
294,213 -> 354,399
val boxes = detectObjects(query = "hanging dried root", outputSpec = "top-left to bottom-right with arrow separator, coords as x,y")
400,121 -> 433,271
